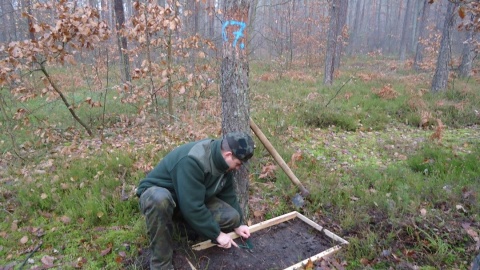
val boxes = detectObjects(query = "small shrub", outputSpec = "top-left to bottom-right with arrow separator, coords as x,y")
301,105 -> 358,131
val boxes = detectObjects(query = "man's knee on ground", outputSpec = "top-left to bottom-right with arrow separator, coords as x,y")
140,187 -> 175,214
219,209 -> 240,230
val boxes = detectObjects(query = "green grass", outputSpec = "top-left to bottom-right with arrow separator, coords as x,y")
0,149 -> 148,269
1,57 -> 480,269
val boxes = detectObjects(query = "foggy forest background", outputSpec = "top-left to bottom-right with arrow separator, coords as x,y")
1,0 -> 478,91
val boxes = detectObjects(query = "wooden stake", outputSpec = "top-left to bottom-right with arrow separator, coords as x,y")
249,118 -> 310,197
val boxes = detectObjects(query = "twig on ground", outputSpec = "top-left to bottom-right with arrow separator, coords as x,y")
18,241 -> 43,270
325,77 -> 353,108
2,208 -> 13,215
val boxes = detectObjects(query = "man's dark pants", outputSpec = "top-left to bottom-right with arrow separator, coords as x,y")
139,187 -> 240,270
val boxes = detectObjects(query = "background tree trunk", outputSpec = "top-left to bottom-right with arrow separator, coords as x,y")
414,0 -> 429,71
431,1 -> 457,93
207,0 -> 215,39
399,0 -> 413,61
114,0 -> 132,83
348,0 -> 362,55
221,0 -> 251,219
458,15 -> 475,78
324,0 -> 338,85
24,0 -> 35,41
333,0 -> 348,71
1,0 -> 18,42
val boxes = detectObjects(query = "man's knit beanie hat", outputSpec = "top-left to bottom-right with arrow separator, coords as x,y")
225,132 -> 255,162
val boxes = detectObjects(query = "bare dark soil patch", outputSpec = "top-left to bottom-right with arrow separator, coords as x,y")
126,218 -> 342,270
183,218 -> 340,270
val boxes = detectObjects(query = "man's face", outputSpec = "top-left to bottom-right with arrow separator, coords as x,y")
225,152 -> 243,171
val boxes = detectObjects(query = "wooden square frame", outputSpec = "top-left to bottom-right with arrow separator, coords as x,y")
191,211 -> 349,270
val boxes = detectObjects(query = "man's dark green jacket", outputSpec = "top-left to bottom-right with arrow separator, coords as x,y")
136,139 -> 243,240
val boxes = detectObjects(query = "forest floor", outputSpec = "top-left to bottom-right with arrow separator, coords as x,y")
1,59 -> 480,269
125,218 -> 345,270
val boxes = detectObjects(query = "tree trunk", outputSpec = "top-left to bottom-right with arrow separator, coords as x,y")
324,0 -> 338,85
414,0 -> 429,71
458,15 -> 475,78
207,0 -> 215,39
114,0 -> 131,83
349,0 -> 362,54
333,0 -> 348,71
24,0 -> 35,41
375,0 -> 382,50
410,0 -> 418,52
185,0 -> 197,74
2,0 -> 18,42
385,1 -> 393,53
167,30 -> 174,123
221,0 -> 251,219
101,0 -> 107,21
399,0 -> 413,61
286,1 -> 293,68
394,0 -> 404,54
431,1 -> 457,93
358,0 -> 366,52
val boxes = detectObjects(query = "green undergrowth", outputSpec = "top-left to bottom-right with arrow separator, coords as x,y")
1,57 -> 480,269
247,60 -> 479,269
0,150 -> 150,269
248,119 -> 479,269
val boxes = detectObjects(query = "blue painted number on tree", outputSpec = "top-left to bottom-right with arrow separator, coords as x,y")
222,20 -> 246,49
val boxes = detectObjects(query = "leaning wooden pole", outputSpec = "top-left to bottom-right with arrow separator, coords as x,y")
249,118 -> 310,197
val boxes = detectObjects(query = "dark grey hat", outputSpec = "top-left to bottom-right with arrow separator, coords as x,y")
225,132 -> 255,162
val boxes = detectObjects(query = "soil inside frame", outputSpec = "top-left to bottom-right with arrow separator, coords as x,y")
173,217 -> 341,270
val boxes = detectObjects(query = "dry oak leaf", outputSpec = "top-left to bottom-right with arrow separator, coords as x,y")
20,235 -> 28,244
41,255 -> 55,268
259,164 -> 277,179
304,259 -> 314,270
60,215 -> 71,224
360,258 -> 370,266
289,151 -> 303,168
253,210 -> 264,218
462,223 -> 480,250
73,257 -> 87,269
100,245 -> 112,257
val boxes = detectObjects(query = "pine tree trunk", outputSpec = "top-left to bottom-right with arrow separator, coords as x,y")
458,16 -> 475,78
324,0 -> 338,85
399,0 -> 413,61
334,0 -> 348,71
114,0 -> 131,83
414,0 -> 429,71
24,0 -> 35,41
2,0 -> 18,42
431,1 -> 457,93
349,0 -> 362,55
221,0 -> 251,219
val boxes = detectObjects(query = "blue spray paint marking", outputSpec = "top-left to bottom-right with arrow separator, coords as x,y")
222,20 -> 246,49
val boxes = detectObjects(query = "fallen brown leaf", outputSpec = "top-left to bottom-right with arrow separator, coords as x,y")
101,243 -> 113,256
41,255 -> 55,268
20,235 -> 28,244
304,259 -> 314,270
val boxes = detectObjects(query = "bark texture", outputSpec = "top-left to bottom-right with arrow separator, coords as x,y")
221,0 -> 252,218
399,0 -> 413,61
458,16 -> 475,78
431,1 -> 457,93
324,0 -> 338,85
414,0 -> 430,71
114,0 -> 131,82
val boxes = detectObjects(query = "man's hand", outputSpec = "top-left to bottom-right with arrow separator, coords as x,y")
234,225 -> 250,238
216,232 -> 239,249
